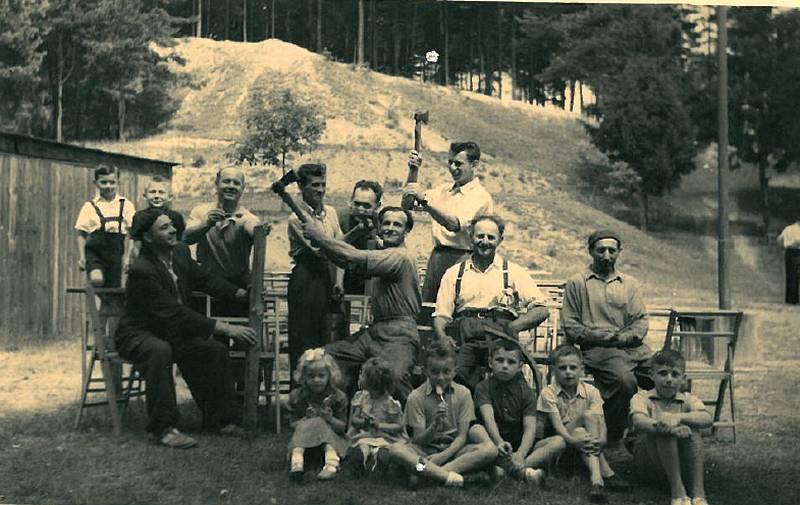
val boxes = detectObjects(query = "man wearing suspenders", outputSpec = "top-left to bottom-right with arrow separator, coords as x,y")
432,214 -> 549,390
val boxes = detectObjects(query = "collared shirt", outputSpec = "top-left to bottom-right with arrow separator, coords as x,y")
287,202 -> 342,258
74,195 -> 136,234
433,254 -> 547,319
537,381 -> 604,428
186,202 -> 260,286
475,372 -> 536,444
778,222 -> 800,250
347,390 -> 408,442
425,179 -> 493,250
362,246 -> 421,320
561,267 -> 649,344
629,389 -> 707,425
405,380 -> 475,451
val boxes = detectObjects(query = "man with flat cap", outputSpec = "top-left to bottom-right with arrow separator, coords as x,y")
116,207 -> 257,448
561,229 -> 653,446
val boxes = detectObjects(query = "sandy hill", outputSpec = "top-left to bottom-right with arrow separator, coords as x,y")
89,37 -> 784,305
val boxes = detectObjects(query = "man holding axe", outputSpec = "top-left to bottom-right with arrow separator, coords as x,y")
403,140 -> 494,303
283,163 -> 345,378
338,180 -> 384,295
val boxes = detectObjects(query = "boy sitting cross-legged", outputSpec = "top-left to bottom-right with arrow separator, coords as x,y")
537,344 -> 630,503
388,341 -> 498,488
475,339 -> 565,485
629,350 -> 713,505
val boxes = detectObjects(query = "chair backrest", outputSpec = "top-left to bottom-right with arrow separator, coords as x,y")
663,309 -> 744,373
84,283 -> 126,357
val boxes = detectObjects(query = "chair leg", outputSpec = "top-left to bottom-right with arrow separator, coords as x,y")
728,374 -> 737,443
75,355 -> 96,430
99,357 -> 123,437
712,377 -> 728,439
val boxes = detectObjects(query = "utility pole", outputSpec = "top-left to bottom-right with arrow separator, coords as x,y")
717,6 -> 731,309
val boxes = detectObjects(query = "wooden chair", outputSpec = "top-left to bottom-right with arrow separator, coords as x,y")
74,284 -> 144,437
662,309 -> 744,442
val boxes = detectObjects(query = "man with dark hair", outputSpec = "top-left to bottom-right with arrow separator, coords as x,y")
403,141 -> 494,302
561,229 -> 653,446
432,214 -> 548,390
286,163 -> 344,376
116,208 -> 257,448
338,179 -> 384,294
302,205 -> 421,401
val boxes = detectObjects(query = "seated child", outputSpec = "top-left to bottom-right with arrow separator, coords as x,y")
287,348 -> 349,482
537,344 -> 629,503
345,357 -> 408,473
389,341 -> 498,488
130,175 -> 185,264
475,339 -> 565,484
629,350 -> 713,505
74,164 -> 135,287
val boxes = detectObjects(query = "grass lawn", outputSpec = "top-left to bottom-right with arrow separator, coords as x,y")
1,341 -> 798,505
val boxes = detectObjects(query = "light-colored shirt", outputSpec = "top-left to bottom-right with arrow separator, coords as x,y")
186,202 -> 260,285
287,202 -> 342,257
347,390 -> 408,443
74,195 -> 135,234
433,255 -> 547,319
405,380 -> 475,452
424,179 -> 493,250
562,268 -> 649,346
629,389 -> 707,425
537,381 -> 604,427
363,246 -> 421,320
778,222 -> 800,250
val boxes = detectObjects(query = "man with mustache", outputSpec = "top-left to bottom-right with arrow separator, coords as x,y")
561,230 -> 653,448
116,208 -> 257,448
432,214 -> 549,391
403,141 -> 494,302
302,206 -> 421,402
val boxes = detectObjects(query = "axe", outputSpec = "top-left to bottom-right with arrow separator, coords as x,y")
270,170 -> 307,223
401,110 -> 429,211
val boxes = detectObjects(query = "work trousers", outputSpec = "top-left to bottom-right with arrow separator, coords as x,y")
326,318 -> 419,402
582,345 -> 654,443
449,316 -> 513,391
785,248 -> 800,304
288,253 -> 335,377
117,332 -> 238,435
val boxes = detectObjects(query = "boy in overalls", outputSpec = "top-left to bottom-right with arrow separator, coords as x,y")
75,164 -> 136,287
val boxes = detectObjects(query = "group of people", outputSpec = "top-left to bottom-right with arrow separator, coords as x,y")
75,141 -> 715,505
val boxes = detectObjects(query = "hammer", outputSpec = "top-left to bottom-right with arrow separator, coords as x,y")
270,170 -> 307,223
401,110 -> 429,211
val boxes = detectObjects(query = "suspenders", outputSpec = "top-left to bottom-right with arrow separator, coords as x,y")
454,257 -> 508,301
89,199 -> 125,234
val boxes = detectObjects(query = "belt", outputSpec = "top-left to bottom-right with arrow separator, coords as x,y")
454,308 -> 515,322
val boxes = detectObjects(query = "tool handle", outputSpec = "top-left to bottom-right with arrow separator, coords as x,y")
272,185 -> 307,223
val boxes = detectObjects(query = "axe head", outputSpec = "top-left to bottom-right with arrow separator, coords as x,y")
413,110 -> 429,124
271,169 -> 300,193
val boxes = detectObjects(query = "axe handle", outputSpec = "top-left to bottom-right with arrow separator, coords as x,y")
275,189 -> 307,223
414,120 -> 423,153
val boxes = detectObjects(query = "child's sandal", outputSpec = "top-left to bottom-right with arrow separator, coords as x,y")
317,464 -> 338,481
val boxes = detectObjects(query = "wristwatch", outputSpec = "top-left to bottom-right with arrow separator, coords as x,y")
415,457 -> 427,472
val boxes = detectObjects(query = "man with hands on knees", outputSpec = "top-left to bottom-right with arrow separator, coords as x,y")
115,208 -> 257,449
403,142 -> 494,302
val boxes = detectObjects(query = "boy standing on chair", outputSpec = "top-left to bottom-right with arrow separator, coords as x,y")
629,350 -> 713,505
130,175 -> 185,264
75,164 -> 136,287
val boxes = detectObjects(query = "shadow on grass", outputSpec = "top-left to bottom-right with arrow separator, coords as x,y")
1,384 -> 798,505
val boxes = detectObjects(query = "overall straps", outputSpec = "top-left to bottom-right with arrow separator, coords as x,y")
454,260 -> 467,302
88,201 -> 106,233
502,258 -> 509,290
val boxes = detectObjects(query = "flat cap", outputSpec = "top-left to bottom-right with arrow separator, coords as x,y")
587,229 -> 622,248
129,207 -> 167,240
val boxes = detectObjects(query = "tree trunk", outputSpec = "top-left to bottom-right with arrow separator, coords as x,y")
497,7 -> 503,99
409,1 -> 418,73
758,158 -> 771,237
639,189 -> 649,231
392,1 -> 400,74
56,32 -> 64,142
440,1 -> 449,86
243,0 -> 248,42
579,81 -> 584,112
469,27 -> 474,91
511,16 -> 517,101
369,0 -> 377,68
357,0 -> 365,66
568,80 -> 576,112
316,0 -> 323,52
284,0 -> 292,42
225,0 -> 230,39
117,91 -> 126,142
197,0 -> 202,37
270,0 -> 276,38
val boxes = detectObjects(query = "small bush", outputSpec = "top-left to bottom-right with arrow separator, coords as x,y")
191,154 -> 206,168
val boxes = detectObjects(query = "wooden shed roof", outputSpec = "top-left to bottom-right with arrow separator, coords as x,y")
0,131 -> 178,173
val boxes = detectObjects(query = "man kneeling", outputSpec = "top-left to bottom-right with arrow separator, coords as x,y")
389,342 -> 497,488
116,208 -> 257,448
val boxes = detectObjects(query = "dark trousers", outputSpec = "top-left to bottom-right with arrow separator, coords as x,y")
421,246 -> 470,302
288,254 -> 333,377
450,317 -> 512,391
326,318 -> 419,402
785,249 -> 800,304
118,332 -> 238,435
583,346 -> 654,443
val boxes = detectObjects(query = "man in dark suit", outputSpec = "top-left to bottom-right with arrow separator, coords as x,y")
116,208 -> 257,448
337,180 -> 383,295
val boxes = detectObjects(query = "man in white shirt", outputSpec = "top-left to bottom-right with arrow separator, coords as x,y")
433,214 -> 549,390
403,141 -> 494,302
778,219 -> 800,304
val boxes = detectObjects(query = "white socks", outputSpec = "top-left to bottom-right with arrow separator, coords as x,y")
290,448 -> 304,472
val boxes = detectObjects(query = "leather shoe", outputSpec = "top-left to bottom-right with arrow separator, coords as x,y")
155,428 -> 198,449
